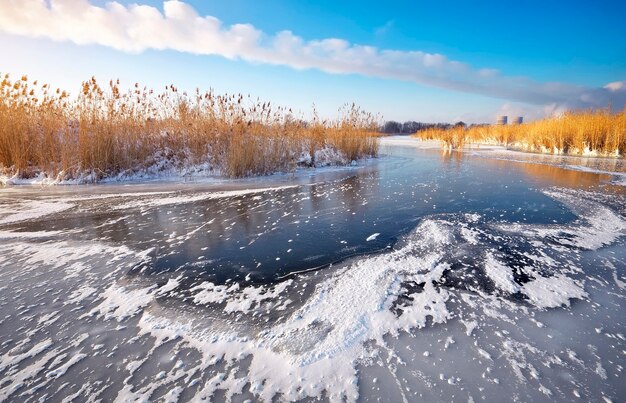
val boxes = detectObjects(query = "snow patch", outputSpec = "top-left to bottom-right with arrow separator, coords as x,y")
114,185 -> 299,209
522,274 -> 587,309
484,253 -> 520,294
0,200 -> 74,225
88,285 -> 157,322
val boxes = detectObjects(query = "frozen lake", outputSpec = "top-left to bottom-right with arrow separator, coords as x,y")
0,137 -> 624,402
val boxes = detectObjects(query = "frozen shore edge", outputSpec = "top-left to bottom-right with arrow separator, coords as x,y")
381,136 -> 626,186
0,153 -> 376,187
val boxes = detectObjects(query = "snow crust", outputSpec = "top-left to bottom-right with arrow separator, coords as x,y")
0,200 -> 74,225
113,185 -> 299,210
522,274 -> 587,309
500,188 -> 626,250
484,253 -> 520,294
117,220 -> 455,402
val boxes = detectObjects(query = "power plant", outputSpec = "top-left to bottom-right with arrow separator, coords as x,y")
496,115 -> 523,125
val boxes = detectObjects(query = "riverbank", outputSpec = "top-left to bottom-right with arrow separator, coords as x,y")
414,110 -> 626,157
0,147 -> 375,186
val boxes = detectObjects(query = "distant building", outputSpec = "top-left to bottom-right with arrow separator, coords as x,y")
512,116 -> 523,125
497,115 -> 508,125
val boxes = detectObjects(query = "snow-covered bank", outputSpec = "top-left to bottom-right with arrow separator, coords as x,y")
0,145 -> 371,186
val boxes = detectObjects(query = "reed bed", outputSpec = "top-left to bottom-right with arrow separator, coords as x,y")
415,110 -> 626,157
0,74 -> 379,182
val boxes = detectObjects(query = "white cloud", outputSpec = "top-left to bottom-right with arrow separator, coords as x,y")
605,81 -> 626,92
1,0 -> 624,112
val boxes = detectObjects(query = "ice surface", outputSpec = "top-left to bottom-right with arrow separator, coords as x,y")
0,144 -> 624,402
381,136 -> 626,186
66,192 -> 620,401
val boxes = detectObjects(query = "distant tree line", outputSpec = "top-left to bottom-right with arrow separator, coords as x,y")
379,120 -> 487,134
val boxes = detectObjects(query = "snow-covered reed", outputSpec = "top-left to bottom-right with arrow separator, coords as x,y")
0,74 -> 379,182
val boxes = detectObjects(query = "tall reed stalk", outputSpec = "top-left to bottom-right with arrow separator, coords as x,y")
415,110 -> 626,156
0,74 -> 379,181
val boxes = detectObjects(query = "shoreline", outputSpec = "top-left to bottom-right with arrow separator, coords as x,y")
383,135 -> 625,159
4,136 -> 625,187
0,156 -> 381,188
381,136 -> 626,185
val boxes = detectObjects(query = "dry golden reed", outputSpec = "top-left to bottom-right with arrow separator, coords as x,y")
0,73 -> 379,181
415,110 -> 626,156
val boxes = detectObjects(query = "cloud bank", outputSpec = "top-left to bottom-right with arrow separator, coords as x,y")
1,0 -> 624,112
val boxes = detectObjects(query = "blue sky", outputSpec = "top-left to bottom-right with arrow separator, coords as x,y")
1,0 -> 625,123
190,0 -> 626,83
